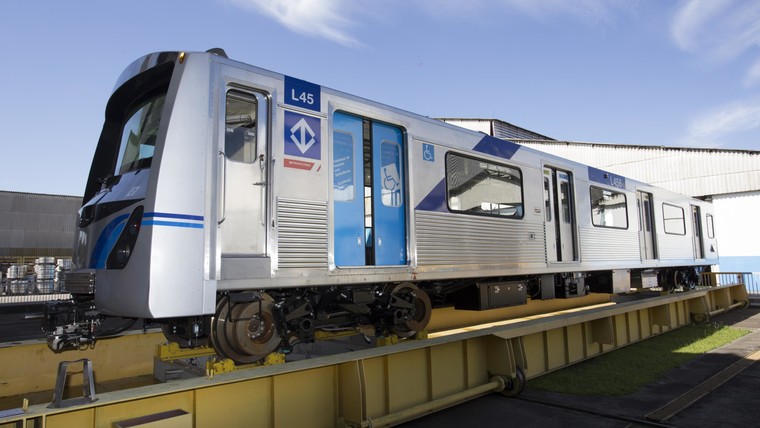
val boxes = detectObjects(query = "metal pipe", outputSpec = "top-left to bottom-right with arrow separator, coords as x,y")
362,376 -> 506,427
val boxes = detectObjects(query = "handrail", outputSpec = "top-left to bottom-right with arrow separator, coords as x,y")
701,272 -> 759,294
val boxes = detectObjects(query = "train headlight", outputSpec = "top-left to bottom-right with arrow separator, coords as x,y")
113,243 -> 132,264
107,206 -> 143,269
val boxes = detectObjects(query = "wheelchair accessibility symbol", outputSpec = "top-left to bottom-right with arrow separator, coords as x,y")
422,143 -> 434,162
381,164 -> 402,207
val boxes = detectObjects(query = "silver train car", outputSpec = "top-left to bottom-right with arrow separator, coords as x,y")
45,49 -> 718,362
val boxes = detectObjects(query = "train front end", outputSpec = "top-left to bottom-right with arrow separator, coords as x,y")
45,51 -> 215,350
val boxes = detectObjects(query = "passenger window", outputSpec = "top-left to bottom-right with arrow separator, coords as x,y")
706,214 -> 715,239
590,186 -> 628,229
446,153 -> 523,218
663,203 -> 686,235
224,91 -> 257,163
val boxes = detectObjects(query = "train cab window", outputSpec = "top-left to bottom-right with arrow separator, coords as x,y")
706,214 -> 715,239
590,186 -> 628,229
446,153 -> 523,218
224,91 -> 257,163
663,203 -> 686,235
115,93 -> 166,175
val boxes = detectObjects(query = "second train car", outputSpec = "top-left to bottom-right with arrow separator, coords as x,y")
45,49 -> 718,363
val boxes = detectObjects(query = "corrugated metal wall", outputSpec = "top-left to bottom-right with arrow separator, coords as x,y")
0,191 -> 81,257
444,119 -> 760,198
511,140 -> 760,198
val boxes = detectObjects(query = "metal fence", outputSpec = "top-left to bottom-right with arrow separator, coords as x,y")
702,272 -> 760,295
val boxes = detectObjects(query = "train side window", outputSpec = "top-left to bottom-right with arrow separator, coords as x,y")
706,214 -> 715,239
224,91 -> 257,163
446,153 -> 523,219
663,203 -> 686,235
590,186 -> 628,229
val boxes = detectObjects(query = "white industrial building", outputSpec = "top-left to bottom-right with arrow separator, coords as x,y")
444,118 -> 760,274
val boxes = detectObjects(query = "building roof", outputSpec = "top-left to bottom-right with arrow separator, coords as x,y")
511,139 -> 760,198
442,118 -> 760,198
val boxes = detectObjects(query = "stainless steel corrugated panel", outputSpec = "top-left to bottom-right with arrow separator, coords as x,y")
657,234 -> 694,260
578,226 -> 639,262
276,198 -> 328,269
415,211 -> 546,265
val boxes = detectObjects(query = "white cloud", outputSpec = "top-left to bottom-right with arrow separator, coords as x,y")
228,0 -> 633,47
671,0 -> 760,84
683,100 -> 760,147
744,58 -> 760,87
497,0 -> 626,24
670,0 -> 731,52
417,0 -> 630,25
227,0 -> 363,47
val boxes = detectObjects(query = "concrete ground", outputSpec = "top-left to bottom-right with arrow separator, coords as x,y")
403,306 -> 760,428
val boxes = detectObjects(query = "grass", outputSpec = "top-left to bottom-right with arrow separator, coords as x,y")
528,322 -> 750,396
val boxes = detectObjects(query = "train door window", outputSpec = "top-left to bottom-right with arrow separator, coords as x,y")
333,130 -> 355,202
637,191 -> 657,260
446,153 -> 523,218
692,205 -> 704,259
332,112 -> 407,267
560,181 -> 571,224
590,187 -> 628,229
380,141 -> 403,207
543,177 -> 551,222
706,214 -> 715,239
224,91 -> 258,163
663,203 -> 686,235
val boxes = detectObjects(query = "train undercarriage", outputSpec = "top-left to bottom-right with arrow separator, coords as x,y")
43,266 -> 707,364
160,282 -> 433,364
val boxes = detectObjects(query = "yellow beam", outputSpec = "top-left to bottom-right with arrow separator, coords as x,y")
0,284 -> 748,428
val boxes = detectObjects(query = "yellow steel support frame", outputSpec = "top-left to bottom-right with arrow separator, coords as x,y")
0,284 -> 749,428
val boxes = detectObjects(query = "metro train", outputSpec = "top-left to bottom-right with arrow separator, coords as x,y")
44,49 -> 718,363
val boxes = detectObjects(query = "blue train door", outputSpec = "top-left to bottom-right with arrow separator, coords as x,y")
332,112 -> 407,267
372,122 -> 407,265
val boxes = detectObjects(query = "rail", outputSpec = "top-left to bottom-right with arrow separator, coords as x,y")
702,272 -> 760,295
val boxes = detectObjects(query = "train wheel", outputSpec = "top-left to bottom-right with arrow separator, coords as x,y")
210,294 -> 282,364
388,283 -> 432,338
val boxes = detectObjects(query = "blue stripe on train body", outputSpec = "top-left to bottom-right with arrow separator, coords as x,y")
415,135 -> 521,212
89,212 -> 204,268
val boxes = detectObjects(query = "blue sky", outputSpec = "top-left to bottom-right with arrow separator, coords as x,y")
2,0 -> 759,196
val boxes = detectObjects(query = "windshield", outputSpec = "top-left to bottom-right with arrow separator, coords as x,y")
114,93 -> 166,175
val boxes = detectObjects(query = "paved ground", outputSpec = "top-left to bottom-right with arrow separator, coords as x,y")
403,306 -> 760,428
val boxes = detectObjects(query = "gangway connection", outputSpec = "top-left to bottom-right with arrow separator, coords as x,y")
0,281 -> 749,428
